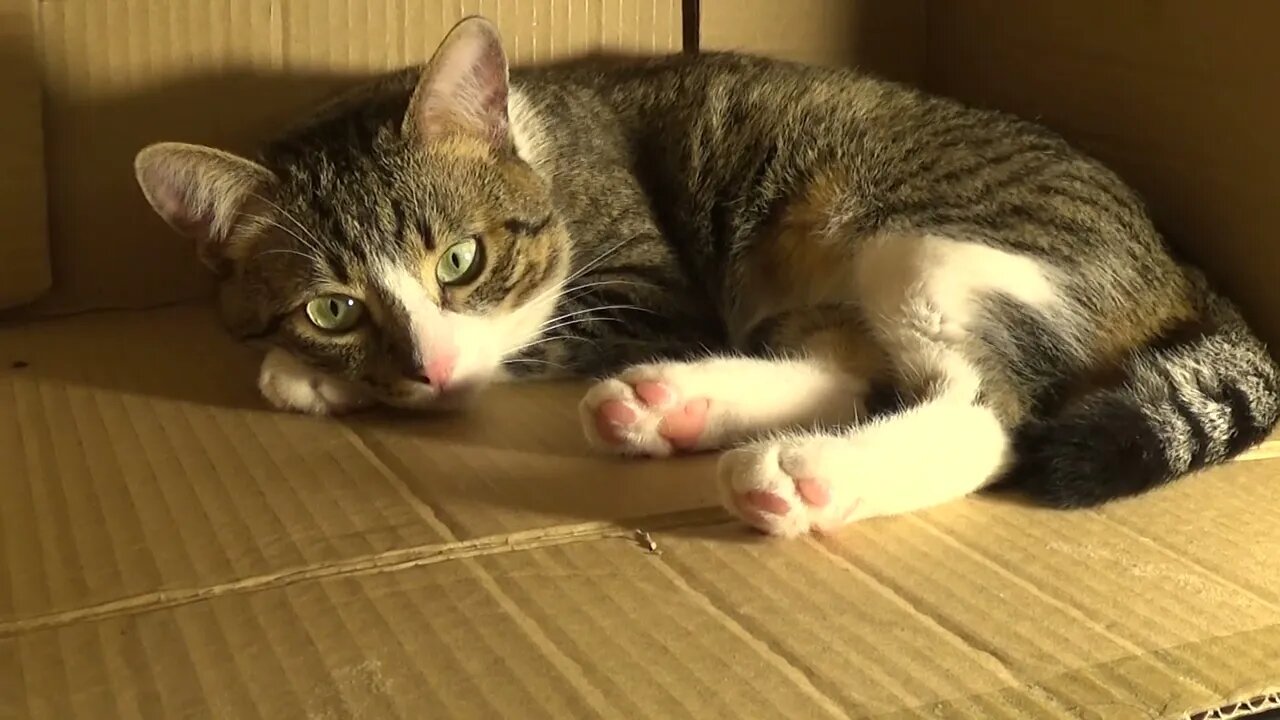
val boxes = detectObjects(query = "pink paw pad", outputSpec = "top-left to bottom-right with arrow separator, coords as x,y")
632,381 -> 673,407
590,379 -> 711,452
741,490 -> 791,516
794,478 -> 830,508
659,398 -> 709,449
733,491 -> 791,533
595,400 -> 637,444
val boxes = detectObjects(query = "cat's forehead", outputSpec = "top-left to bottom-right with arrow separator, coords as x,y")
270,135 -> 501,216
272,139 -> 402,201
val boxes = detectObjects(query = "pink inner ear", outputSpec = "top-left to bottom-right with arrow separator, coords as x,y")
143,163 -> 212,238
415,26 -> 510,146
156,183 -> 210,237
137,144 -> 276,270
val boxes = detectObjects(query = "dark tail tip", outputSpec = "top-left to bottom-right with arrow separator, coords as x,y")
997,391 -> 1175,508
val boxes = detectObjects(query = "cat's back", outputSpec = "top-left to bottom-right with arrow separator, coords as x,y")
530,52 -> 1155,249
510,51 -> 902,133
510,50 -> 1078,202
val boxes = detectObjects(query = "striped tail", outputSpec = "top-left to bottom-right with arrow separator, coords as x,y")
1005,293 -> 1280,508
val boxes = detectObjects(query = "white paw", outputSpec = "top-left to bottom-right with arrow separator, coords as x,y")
579,363 -> 719,457
257,349 -> 373,416
717,434 -> 867,538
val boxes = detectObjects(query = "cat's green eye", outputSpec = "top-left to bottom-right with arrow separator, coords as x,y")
436,237 -> 483,286
305,294 -> 365,332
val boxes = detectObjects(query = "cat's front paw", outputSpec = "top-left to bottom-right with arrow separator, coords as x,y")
579,363 -> 715,457
717,435 -> 867,538
258,348 -> 373,416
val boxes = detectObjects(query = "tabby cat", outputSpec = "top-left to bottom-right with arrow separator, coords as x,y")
134,17 -> 1279,537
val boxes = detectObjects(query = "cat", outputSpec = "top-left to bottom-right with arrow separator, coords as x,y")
133,16 -> 1279,538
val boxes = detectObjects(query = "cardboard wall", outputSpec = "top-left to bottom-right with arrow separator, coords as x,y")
0,0 -> 51,309
701,0 -> 926,84
12,0 -> 1280,351
926,0 -> 1280,347
20,0 -> 682,317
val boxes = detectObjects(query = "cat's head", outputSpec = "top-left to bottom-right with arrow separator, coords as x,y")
133,17 -> 570,410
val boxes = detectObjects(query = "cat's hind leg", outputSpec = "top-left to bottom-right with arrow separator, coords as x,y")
580,354 -> 868,457
721,234 -> 1068,536
579,307 -> 881,457
720,397 -> 1007,536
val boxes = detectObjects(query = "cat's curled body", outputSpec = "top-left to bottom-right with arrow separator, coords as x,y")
135,18 -> 1279,537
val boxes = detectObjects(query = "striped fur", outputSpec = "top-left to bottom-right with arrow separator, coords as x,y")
135,17 -> 1278,527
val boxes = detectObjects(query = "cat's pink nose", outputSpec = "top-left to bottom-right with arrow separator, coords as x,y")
424,356 -> 455,388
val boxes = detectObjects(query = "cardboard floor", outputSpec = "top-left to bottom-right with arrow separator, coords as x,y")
2,305 -> 1279,719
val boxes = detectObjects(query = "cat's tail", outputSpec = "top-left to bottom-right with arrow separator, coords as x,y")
1003,288 -> 1280,508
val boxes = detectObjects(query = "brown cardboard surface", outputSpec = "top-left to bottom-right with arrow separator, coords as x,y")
25,533 -> 1272,720
925,0 -> 1280,348
21,0 -> 682,317
0,305 -> 716,623
8,2 -> 1280,719
0,0 -> 51,309
3,306 -> 1280,719
701,0 -> 926,83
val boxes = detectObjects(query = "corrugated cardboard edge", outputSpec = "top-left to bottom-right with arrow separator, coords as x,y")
1185,691 -> 1280,720
0,0 -> 51,308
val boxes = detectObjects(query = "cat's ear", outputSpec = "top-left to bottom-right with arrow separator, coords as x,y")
134,142 -> 278,269
404,16 -> 510,149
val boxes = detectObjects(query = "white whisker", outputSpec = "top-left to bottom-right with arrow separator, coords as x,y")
567,235 -> 637,284
504,357 -> 567,370
539,303 -> 656,330
257,248 -> 315,261
246,193 -> 331,266
539,315 -> 626,336
507,316 -> 630,355
249,193 -> 322,246
559,278 -> 655,303
513,236 -> 643,321
246,213 -> 323,259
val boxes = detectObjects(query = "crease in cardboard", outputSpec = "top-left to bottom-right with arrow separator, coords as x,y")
899,513 -> 1235,703
901,512 -> 1141,648
0,508 -> 735,639
0,523 -> 618,639
645,552 -> 855,720
804,533 -> 1025,688
1087,513 -> 1280,616
451,552 -> 618,717
900,515 -> 1155,655
339,421 -> 464,541
889,624 -> 1280,720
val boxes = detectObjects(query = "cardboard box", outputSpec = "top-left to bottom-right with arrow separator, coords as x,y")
0,0 -> 50,308
3,2 -> 1279,718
